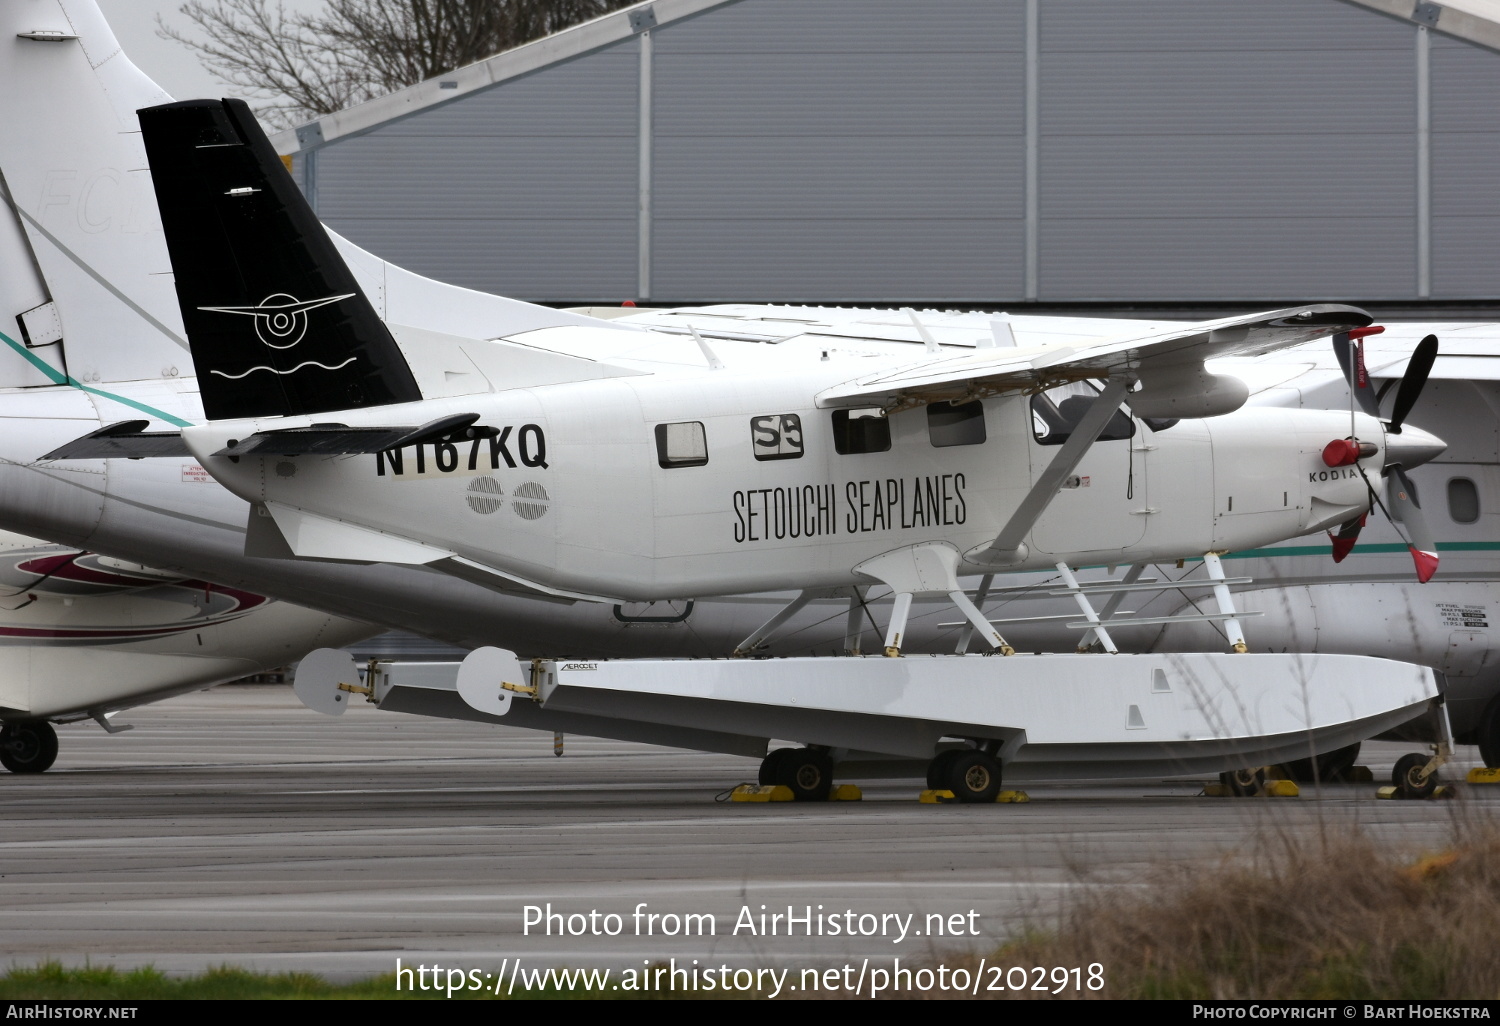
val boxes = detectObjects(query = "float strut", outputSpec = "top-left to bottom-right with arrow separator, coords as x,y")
1204,552 -> 1248,653
955,574 -> 994,654
884,593 -> 914,657
1056,562 -> 1118,654
845,587 -> 867,656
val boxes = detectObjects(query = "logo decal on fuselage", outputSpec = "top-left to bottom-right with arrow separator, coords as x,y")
198,292 -> 354,349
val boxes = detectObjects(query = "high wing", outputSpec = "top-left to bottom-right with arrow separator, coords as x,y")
816,304 -> 1373,418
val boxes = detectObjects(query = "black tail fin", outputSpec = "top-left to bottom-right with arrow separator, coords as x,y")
137,99 -> 422,420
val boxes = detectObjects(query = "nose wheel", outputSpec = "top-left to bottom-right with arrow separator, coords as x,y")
0,721 -> 58,774
1392,752 -> 1440,799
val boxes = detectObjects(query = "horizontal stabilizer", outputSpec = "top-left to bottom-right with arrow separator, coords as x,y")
816,304 -> 1372,413
41,421 -> 191,460
217,413 -> 490,456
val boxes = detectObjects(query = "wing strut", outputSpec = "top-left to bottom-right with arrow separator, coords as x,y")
969,377 -> 1134,565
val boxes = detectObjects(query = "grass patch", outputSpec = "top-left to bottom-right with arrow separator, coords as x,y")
0,963 -> 636,1000
0,963 -> 390,1000
875,823 -> 1500,999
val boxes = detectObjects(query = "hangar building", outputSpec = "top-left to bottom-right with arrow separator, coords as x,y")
270,0 -> 1500,309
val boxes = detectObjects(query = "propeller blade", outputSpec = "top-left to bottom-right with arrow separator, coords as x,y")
1331,333 -> 1381,418
1386,334 -> 1438,434
1389,466 -> 1438,583
1328,514 -> 1366,563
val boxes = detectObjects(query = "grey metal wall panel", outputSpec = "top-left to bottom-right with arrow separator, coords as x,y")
314,39 -> 639,301
656,0 -> 1023,54
652,0 -> 1026,301
1040,51 -> 1414,135
1043,217 -> 1415,300
329,218 -> 638,298
1038,0 -> 1417,300
1041,135 -> 1414,219
318,136 -> 636,220
1431,33 -> 1500,298
654,137 -> 1018,219
653,218 -> 1022,300
1043,0 -> 1407,52
653,55 -> 1020,136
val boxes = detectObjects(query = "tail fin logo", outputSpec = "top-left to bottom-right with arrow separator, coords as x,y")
198,293 -> 354,349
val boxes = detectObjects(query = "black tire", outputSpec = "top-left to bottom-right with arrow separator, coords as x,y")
942,750 -> 1003,804
1392,752 -> 1437,799
0,721 -> 58,774
772,748 -> 833,802
758,747 -> 793,786
926,749 -> 964,790
1281,743 -> 1362,783
1478,696 -> 1500,770
1220,767 -> 1266,797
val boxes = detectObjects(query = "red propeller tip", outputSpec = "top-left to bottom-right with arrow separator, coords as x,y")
1409,547 -> 1439,584
1330,534 -> 1357,562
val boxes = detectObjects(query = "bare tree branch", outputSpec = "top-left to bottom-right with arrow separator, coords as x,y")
159,0 -> 635,128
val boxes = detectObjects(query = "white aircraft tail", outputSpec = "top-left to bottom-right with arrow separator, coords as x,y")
0,0 -> 627,397
0,0 -> 186,388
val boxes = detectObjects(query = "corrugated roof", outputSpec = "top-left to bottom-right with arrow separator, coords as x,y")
267,0 -> 739,154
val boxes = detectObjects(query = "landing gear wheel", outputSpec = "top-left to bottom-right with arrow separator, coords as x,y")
942,750 -> 1003,804
1281,743 -> 1362,783
0,721 -> 58,774
758,747 -> 793,786
1393,752 -> 1438,799
770,748 -> 833,802
1478,696 -> 1500,770
926,749 -> 964,790
1220,767 -> 1266,797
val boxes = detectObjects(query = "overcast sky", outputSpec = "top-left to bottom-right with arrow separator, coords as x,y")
99,1 -> 325,104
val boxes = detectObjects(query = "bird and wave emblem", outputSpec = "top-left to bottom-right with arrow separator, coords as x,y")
198,292 -> 356,378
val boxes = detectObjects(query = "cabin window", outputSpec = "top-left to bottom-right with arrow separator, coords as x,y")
832,408 -> 891,454
751,414 -> 803,461
928,401 -> 986,447
655,421 -> 708,468
1449,477 -> 1480,524
1031,381 -> 1135,446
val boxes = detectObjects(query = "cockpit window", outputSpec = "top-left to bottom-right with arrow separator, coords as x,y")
1030,381 -> 1135,446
